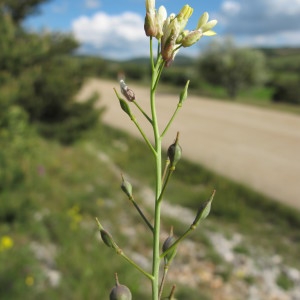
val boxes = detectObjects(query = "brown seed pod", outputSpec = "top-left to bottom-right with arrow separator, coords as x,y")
109,273 -> 132,300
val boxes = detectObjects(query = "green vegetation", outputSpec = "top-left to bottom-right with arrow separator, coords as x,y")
1,1 -> 299,299
79,45 -> 300,109
0,0 -> 101,144
1,124 -> 299,299
198,39 -> 268,99
276,271 -> 295,291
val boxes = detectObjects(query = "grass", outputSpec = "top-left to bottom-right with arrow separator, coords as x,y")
92,125 -> 300,267
1,123 -> 300,299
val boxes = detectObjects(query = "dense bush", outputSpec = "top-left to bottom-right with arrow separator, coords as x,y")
198,39 -> 268,99
0,105 -> 33,191
0,2 -> 102,144
272,77 -> 300,104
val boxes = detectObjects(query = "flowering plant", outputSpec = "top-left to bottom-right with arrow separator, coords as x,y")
97,1 -> 217,299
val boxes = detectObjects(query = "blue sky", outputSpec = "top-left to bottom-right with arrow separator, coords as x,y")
25,0 -> 300,59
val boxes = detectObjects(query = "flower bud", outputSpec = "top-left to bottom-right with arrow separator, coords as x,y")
110,273 -> 132,300
155,6 -> 167,39
167,132 -> 182,169
144,12 -> 157,37
181,30 -> 202,47
197,12 -> 209,30
161,14 -> 180,66
144,0 -> 157,37
162,226 -> 177,264
176,5 -> 193,32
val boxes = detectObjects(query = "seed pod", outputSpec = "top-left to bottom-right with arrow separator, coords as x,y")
179,80 -> 190,105
96,218 -> 118,250
121,174 -> 133,198
110,273 -> 132,300
192,190 -> 216,226
167,132 -> 182,169
162,227 -> 177,264
120,80 -> 135,102
114,88 -> 133,119
100,229 -> 117,249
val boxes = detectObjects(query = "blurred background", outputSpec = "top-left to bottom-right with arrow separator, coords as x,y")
1,0 -> 300,299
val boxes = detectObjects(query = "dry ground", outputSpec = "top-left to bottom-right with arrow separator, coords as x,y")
78,78 -> 300,210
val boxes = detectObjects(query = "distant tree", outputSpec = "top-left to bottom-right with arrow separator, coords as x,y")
198,39 -> 268,99
272,77 -> 300,104
0,0 -> 102,144
0,0 -> 50,24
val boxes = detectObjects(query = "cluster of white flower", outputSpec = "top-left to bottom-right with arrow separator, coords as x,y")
144,0 -> 217,66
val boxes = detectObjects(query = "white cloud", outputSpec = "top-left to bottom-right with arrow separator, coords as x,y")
72,11 -> 149,59
221,1 -> 240,16
218,0 -> 300,46
85,0 -> 101,9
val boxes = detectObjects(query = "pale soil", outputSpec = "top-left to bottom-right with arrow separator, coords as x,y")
77,78 -> 300,210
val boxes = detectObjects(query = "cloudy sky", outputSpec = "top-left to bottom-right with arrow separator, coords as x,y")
25,0 -> 300,60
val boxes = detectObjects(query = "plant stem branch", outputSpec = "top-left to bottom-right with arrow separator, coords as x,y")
131,116 -> 156,156
150,39 -> 163,300
161,103 -> 182,138
129,195 -> 154,232
158,168 -> 174,204
161,159 -> 170,183
117,248 -> 154,281
133,100 -> 153,124
160,224 -> 196,260
158,265 -> 169,299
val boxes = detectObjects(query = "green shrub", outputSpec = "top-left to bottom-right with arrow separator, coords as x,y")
272,77 -> 300,104
0,105 -> 34,190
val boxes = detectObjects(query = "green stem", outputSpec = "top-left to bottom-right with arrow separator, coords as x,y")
129,196 -> 154,232
160,224 -> 196,260
158,265 -> 169,299
150,37 -> 155,71
158,168 -> 174,204
133,100 -> 153,125
161,103 -> 182,138
117,248 -> 154,281
131,116 -> 156,156
153,57 -> 165,92
161,159 -> 170,183
150,40 -> 163,300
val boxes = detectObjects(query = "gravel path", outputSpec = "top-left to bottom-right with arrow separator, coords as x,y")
78,78 -> 300,210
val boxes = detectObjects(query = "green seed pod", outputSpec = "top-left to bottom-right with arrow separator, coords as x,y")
179,80 -> 190,105
110,273 -> 132,300
193,190 -> 216,226
121,174 -> 132,198
167,132 -> 182,168
96,218 -> 118,250
162,227 -> 177,264
100,229 -> 116,249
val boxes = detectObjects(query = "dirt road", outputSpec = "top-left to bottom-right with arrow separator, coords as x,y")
78,79 -> 300,210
